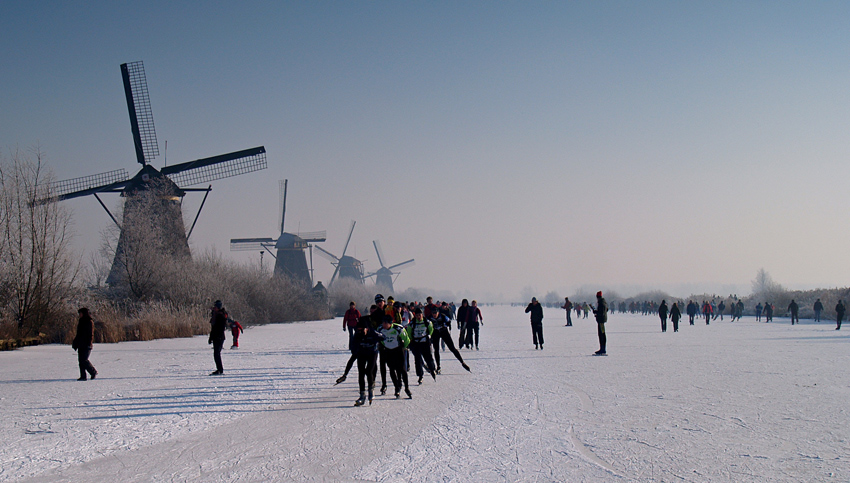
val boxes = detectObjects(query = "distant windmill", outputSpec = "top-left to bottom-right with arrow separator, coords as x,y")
229,180 -> 326,285
364,240 -> 414,292
314,221 -> 365,288
40,61 -> 266,285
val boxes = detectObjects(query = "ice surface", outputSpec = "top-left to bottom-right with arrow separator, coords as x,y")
2,307 -> 848,482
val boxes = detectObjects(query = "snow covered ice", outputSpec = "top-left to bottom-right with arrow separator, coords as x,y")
2,306 -> 848,482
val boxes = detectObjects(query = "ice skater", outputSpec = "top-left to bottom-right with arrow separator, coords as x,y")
658,300 -> 668,332
208,300 -> 227,375
429,308 -> 470,373
353,317 -> 384,406
407,307 -> 437,384
526,297 -> 544,349
72,308 -> 98,381
592,291 -> 608,355
229,318 -> 244,348
378,315 -> 412,399
464,300 -> 483,350
561,297 -> 573,326
670,302 -> 681,332
836,300 -> 845,330
788,300 -> 799,325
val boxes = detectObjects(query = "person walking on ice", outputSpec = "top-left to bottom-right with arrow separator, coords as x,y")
525,297 -> 544,350
72,308 -> 98,381
208,300 -> 228,375
592,291 -> 608,355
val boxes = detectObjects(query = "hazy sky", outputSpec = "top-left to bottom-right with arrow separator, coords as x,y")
3,2 -> 849,300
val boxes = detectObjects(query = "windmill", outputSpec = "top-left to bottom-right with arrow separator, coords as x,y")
364,240 -> 415,292
314,221 -> 365,288
229,179 -> 326,285
41,61 -> 267,285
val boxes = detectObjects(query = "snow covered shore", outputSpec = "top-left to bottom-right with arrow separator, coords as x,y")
2,305 -> 848,482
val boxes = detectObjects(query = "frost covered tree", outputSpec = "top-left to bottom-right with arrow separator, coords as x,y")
0,149 -> 78,337
751,268 -> 784,296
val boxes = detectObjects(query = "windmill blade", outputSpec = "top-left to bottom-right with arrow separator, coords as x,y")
297,231 -> 327,242
313,245 -> 340,263
230,237 -> 276,252
36,169 -> 131,205
121,61 -> 159,165
387,258 -> 415,272
278,179 -> 287,235
161,146 -> 267,187
46,168 -> 130,200
372,240 -> 386,268
340,220 -> 356,258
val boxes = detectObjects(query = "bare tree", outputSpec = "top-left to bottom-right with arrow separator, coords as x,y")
0,148 -> 78,337
751,268 -> 784,296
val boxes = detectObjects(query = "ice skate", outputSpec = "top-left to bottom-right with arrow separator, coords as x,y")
405,388 -> 412,399
354,394 -> 366,406
462,363 -> 471,372
335,375 -> 346,385
417,376 -> 423,385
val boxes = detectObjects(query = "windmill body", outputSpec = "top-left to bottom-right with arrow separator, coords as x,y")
365,240 -> 414,293
42,61 -> 267,287
230,180 -> 326,286
314,221 -> 365,288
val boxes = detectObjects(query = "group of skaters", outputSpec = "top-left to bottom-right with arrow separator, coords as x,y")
336,295 -> 479,406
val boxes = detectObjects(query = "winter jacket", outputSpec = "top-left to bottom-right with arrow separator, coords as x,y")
456,305 -> 469,327
72,314 -> 94,350
343,308 -> 361,328
209,308 -> 227,343
670,304 -> 681,321
407,317 -> 433,342
378,323 -> 410,350
466,306 -> 483,329
658,303 -> 668,319
525,303 -> 544,324
429,313 -> 451,331
354,326 -> 385,354
593,297 -> 608,323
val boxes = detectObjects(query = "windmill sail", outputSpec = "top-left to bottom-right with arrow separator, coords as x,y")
161,147 -> 267,186
121,61 -> 159,165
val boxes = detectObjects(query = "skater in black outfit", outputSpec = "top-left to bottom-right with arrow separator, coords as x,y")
670,302 -> 681,332
658,300 -> 668,332
72,308 -> 97,381
353,317 -> 385,406
788,300 -> 799,325
456,299 -> 469,349
525,297 -> 544,349
336,305 -> 377,385
813,299 -> 824,322
465,300 -> 483,350
429,309 -> 470,373
764,302 -> 773,323
592,291 -> 608,355
836,301 -> 845,330
208,300 -> 227,375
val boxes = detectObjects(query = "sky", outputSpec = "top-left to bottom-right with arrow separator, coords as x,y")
2,2 -> 850,301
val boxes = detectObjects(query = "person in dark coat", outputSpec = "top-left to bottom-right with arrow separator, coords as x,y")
464,300 -> 483,350
686,300 -> 697,325
658,300 -> 668,332
764,302 -> 773,323
208,300 -> 228,375
456,299 -> 469,349
670,302 -> 681,332
72,307 -> 97,381
836,301 -> 845,330
592,291 -> 608,355
525,297 -> 544,349
788,300 -> 799,325
813,299 -> 824,322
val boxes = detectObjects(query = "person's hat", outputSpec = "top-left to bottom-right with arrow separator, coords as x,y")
382,315 -> 393,323
531,297 -> 537,302
375,294 -> 385,303
414,307 -> 422,314
387,296 -> 395,303
214,300 -> 222,309
393,301 -> 401,308
596,291 -> 603,297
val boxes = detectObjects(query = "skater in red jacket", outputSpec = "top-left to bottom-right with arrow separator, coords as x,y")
230,319 -> 244,349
